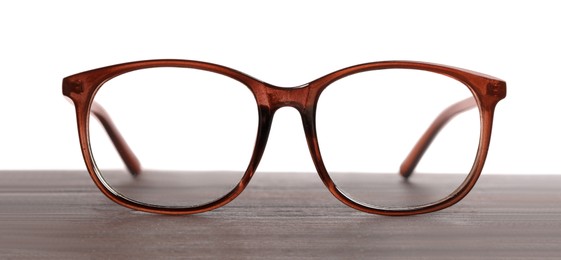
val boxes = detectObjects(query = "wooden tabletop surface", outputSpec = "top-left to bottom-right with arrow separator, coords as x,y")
1,170 -> 560,259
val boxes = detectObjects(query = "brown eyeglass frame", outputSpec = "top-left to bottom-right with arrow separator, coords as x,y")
62,59 -> 506,216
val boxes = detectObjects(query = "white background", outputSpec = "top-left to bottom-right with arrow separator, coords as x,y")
0,1 -> 559,174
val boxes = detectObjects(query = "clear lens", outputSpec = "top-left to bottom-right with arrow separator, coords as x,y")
316,69 -> 480,209
89,67 -> 258,207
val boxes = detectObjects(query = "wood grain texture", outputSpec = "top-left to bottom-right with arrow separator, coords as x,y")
1,171 -> 560,259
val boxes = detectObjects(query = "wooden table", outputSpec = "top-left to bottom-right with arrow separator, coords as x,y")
1,171 -> 560,259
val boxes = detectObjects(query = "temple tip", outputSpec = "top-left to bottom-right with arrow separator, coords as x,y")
399,164 -> 413,179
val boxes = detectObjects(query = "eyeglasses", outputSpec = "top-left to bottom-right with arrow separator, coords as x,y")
62,60 -> 506,216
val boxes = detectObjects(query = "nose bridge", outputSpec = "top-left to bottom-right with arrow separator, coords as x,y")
265,84 -> 310,111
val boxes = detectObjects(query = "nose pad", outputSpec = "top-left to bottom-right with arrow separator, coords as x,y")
256,107 -> 317,173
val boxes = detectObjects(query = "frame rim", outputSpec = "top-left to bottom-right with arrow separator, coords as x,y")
62,59 -> 506,215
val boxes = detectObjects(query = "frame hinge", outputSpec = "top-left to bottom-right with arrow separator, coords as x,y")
62,79 -> 83,96
486,80 -> 506,99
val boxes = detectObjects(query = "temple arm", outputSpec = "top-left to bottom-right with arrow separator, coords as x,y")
91,102 -> 142,176
399,97 -> 476,178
